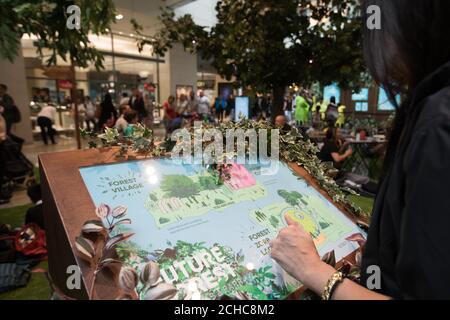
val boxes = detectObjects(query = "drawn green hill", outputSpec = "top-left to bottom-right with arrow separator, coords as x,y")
145,172 -> 267,228
249,189 -> 352,249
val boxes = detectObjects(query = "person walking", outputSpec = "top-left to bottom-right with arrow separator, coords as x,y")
37,104 -> 57,145
98,93 -> 118,129
198,91 -> 211,121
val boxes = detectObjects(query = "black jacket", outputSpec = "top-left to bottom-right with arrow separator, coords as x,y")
361,61 -> 450,299
129,96 -> 148,118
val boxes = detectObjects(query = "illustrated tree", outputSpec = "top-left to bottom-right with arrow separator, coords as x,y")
134,0 -> 366,120
160,175 -> 201,198
199,175 -> 221,191
0,0 -> 117,147
277,189 -> 303,207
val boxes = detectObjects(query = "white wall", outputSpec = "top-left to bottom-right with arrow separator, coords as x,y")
0,45 -> 33,143
174,0 -> 218,29
159,43 -> 198,103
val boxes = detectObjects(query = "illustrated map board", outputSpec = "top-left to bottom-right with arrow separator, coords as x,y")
79,159 -> 363,300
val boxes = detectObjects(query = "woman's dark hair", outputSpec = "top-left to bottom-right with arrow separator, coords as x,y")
362,0 -> 450,173
27,184 -> 41,204
103,93 -> 113,105
325,125 -> 338,142
330,96 -> 336,104
124,110 -> 138,123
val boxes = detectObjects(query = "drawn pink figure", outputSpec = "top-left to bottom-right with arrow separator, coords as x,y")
225,164 -> 256,190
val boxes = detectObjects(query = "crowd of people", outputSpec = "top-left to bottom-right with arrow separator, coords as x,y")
161,91 -> 236,137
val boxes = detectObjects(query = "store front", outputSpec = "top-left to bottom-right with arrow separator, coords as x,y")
21,32 -> 163,139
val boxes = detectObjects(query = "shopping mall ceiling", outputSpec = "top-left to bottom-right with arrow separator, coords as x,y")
113,0 -> 217,36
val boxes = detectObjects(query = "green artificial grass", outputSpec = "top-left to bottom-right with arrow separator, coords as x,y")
33,167 -> 40,184
0,204 -> 51,300
348,194 -> 375,215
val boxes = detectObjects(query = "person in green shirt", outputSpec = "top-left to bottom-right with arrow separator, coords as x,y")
319,100 -> 328,121
123,110 -> 139,137
294,95 -> 310,126
336,104 -> 346,128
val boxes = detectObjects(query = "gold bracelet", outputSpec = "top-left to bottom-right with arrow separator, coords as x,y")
321,271 -> 344,300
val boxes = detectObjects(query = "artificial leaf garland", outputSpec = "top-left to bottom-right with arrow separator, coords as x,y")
81,120 -> 368,220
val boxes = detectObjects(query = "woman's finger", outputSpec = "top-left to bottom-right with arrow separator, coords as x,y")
284,213 -> 297,226
269,239 -> 275,248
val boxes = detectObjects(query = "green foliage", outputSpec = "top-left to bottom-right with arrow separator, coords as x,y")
160,175 -> 201,199
135,0 -> 367,117
214,198 -> 225,206
149,193 -> 158,202
81,123 -> 165,159
159,217 -> 170,224
0,0 -> 117,69
269,215 -> 280,228
278,189 -> 304,207
215,119 -> 368,218
199,175 -> 221,191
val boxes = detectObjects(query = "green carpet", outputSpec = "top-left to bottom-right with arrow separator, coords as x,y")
0,204 -> 52,300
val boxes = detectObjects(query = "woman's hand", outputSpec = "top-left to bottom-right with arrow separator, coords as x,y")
270,214 -> 335,293
271,214 -> 390,300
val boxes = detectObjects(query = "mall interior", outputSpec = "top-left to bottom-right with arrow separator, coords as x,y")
1,0 -> 448,302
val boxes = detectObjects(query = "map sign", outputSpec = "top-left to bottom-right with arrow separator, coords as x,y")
79,159 -> 363,300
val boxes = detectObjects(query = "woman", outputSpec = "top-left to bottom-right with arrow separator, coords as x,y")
98,93 -> 118,129
163,96 -> 177,137
123,110 -> 139,137
270,0 -> 450,299
84,96 -> 97,131
318,126 -> 353,169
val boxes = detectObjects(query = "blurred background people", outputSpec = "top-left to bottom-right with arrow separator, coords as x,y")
129,88 -> 147,122
226,94 -> 235,121
275,115 -> 292,133
0,84 -> 21,135
123,110 -> 139,137
215,96 -> 227,122
294,94 -> 310,126
115,104 -> 130,134
37,104 -> 57,145
163,95 -> 177,137
98,93 -> 118,129
84,96 -> 97,131
198,91 -> 211,120
318,125 -> 353,169
326,96 -> 339,124
176,94 -> 189,116
120,92 -> 130,107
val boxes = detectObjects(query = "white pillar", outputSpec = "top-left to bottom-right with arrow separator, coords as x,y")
159,43 -> 198,103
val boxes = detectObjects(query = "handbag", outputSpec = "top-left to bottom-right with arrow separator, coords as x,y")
14,223 -> 47,257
